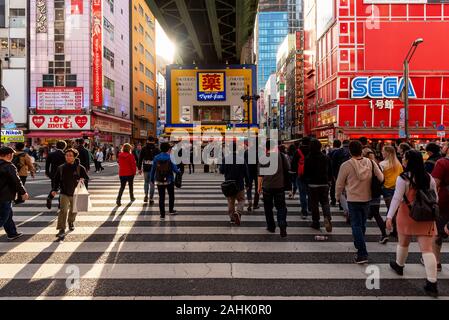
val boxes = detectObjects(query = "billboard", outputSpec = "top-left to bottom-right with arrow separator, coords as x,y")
2,69 -> 27,125
92,0 -> 103,106
29,115 -> 91,130
167,65 -> 257,129
364,1 -> 448,3
36,88 -> 84,113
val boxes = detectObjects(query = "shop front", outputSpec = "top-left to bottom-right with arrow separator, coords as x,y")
92,112 -> 132,147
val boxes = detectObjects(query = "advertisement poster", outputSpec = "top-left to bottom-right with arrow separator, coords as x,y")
92,0 -> 103,106
1,107 -> 16,129
36,88 -> 84,113
29,115 -> 91,130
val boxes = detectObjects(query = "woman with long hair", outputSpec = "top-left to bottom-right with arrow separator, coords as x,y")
387,150 -> 439,297
116,143 -> 137,206
287,144 -> 298,199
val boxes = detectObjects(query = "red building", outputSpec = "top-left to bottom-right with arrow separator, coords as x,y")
304,0 -> 449,144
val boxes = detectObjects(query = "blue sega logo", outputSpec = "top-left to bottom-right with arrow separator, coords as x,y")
351,76 -> 417,99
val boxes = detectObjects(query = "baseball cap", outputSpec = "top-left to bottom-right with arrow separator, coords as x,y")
0,146 -> 16,156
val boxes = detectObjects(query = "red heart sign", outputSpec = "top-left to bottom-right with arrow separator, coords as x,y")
32,116 -> 45,129
75,116 -> 88,128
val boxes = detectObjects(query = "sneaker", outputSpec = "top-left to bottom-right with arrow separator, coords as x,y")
354,255 -> 369,264
68,222 -> 75,232
247,206 -> 252,212
233,213 -> 241,226
253,205 -> 260,210
56,230 -> 65,240
266,227 -> 276,233
379,235 -> 389,245
160,216 -> 165,221
150,200 -> 155,205
116,200 -> 121,207
310,222 -> 321,231
389,260 -> 404,276
169,210 -> 177,216
288,192 -> 293,199
7,233 -> 24,241
280,226 -> 287,238
302,214 -> 308,220
46,197 -> 52,210
424,280 -> 439,298
144,196 -> 149,203
324,218 -> 333,233
130,197 -> 136,202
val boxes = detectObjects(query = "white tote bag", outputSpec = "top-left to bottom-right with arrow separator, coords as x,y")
73,180 -> 91,213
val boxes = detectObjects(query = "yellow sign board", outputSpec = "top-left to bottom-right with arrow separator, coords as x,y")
1,130 -> 24,143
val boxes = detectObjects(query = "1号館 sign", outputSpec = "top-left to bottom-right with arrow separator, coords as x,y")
29,115 -> 91,130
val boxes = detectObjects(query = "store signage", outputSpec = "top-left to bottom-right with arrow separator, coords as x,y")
197,73 -> 226,101
94,117 -> 131,135
1,130 -> 24,143
364,1 -> 427,3
36,0 -> 48,33
71,0 -> 84,14
369,99 -> 395,110
351,76 -> 417,99
36,88 -> 83,112
92,0 -> 103,106
29,115 -> 91,130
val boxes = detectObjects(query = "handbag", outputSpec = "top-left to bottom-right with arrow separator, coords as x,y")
370,160 -> 383,199
174,172 -> 183,189
221,180 -> 239,197
73,180 -> 91,213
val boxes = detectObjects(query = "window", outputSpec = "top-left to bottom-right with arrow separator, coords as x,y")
138,4 -> 144,16
0,1 -> 5,28
140,101 -> 144,110
139,24 -> 144,34
106,0 -> 114,13
66,74 -> 77,87
145,32 -> 154,47
55,42 -> 64,54
0,38 -> 8,57
145,68 -> 154,80
56,75 -> 65,87
10,38 -> 25,57
139,62 -> 144,72
104,47 -> 115,68
145,50 -> 154,64
104,17 -> 114,41
149,122 -> 154,131
146,104 -> 154,114
104,76 -> 115,97
145,14 -> 154,29
9,8 -> 25,28
145,86 -> 154,96
43,75 -> 54,87
139,82 -> 144,91
139,43 -> 144,54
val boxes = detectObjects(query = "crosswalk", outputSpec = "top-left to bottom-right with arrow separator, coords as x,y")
0,174 -> 447,299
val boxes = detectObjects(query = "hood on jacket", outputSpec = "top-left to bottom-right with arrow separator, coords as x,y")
348,157 -> 372,181
119,152 -> 134,161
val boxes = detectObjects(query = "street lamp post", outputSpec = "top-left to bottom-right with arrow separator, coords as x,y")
403,38 -> 423,141
241,85 -> 260,130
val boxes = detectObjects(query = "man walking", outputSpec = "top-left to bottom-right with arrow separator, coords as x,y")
138,137 -> 160,204
245,141 -> 260,212
292,137 -> 310,219
51,148 -> 89,241
327,139 -> 342,206
150,142 -> 180,220
335,141 -> 384,264
75,139 -> 90,189
13,142 -> 35,186
0,147 -> 29,241
45,140 -> 67,209
258,141 -> 289,237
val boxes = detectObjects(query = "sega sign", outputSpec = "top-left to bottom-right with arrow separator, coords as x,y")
351,76 -> 417,99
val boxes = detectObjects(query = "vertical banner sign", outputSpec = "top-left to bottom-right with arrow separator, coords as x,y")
36,0 -> 48,33
92,0 -> 103,106
71,0 -> 83,14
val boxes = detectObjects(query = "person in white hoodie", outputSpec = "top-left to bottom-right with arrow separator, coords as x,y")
336,140 -> 384,264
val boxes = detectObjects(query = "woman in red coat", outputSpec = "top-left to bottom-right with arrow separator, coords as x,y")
116,143 -> 137,206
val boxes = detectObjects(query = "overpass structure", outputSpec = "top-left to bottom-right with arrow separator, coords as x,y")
146,0 -> 259,64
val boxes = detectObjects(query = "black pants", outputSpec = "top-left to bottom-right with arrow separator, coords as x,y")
20,176 -> 27,186
157,183 -> 175,217
308,186 -> 332,223
262,188 -> 287,230
117,176 -> 134,201
330,178 -> 337,205
189,164 -> 195,174
369,204 -> 387,237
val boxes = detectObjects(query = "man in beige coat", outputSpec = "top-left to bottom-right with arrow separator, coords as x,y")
336,140 -> 384,264
14,143 -> 35,186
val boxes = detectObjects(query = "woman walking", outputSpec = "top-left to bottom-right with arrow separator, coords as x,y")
287,144 -> 298,199
95,147 -> 104,173
387,150 -> 439,297
116,144 -> 137,206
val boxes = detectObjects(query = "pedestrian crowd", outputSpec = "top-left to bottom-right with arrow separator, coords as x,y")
0,135 -> 448,297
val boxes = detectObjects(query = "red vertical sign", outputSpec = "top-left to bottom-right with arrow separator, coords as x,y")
71,0 -> 83,14
92,0 -> 103,107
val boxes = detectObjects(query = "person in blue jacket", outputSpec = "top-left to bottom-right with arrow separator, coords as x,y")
150,142 -> 181,220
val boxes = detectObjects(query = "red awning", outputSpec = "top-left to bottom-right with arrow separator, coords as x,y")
92,111 -> 133,125
26,131 -> 94,138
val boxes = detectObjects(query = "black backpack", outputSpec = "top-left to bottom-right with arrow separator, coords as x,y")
12,153 -> 26,172
155,160 -> 171,185
402,175 -> 439,222
370,161 -> 383,199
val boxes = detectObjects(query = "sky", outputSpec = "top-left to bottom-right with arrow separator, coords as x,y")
156,21 -> 176,63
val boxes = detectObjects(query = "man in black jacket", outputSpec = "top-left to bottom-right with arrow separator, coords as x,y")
138,137 -> 160,204
245,141 -> 260,212
45,140 -> 67,209
0,147 -> 29,240
327,139 -> 341,206
75,138 -> 91,174
220,146 -> 249,226
51,148 -> 89,240
291,137 -> 311,218
304,139 -> 333,232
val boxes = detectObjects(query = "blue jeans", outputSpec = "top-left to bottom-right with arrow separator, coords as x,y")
0,201 -> 18,237
296,176 -> 309,215
144,171 -> 155,200
348,202 -> 370,258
